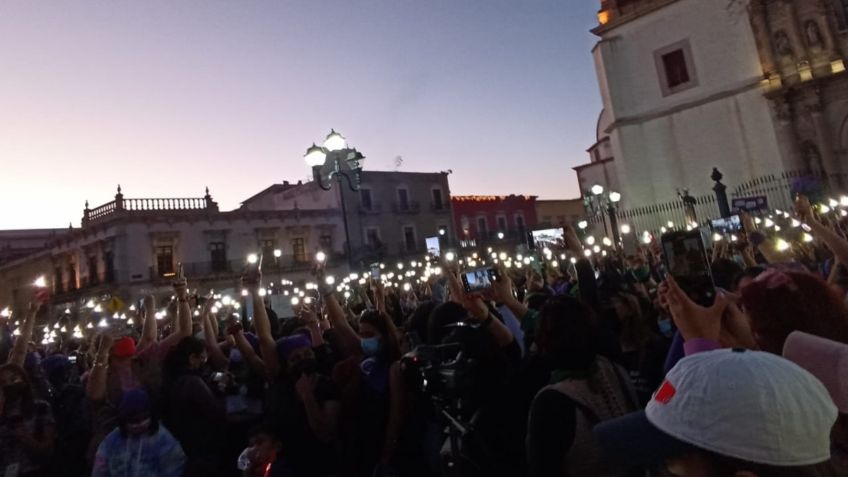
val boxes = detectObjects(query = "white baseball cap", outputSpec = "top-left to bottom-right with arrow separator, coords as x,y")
595,348 -> 837,466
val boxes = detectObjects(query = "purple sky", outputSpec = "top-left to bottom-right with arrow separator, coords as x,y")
0,1 -> 602,229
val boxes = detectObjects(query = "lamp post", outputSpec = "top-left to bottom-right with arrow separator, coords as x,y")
304,130 -> 365,269
584,184 -> 623,249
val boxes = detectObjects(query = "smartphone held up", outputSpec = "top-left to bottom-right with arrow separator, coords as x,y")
460,267 -> 500,294
660,230 -> 716,307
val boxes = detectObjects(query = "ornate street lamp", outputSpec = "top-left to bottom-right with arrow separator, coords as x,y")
304,130 -> 365,268
584,185 -> 623,249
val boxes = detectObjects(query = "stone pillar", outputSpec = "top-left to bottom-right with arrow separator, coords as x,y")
806,89 -> 842,185
748,0 -> 777,77
772,96 -> 805,172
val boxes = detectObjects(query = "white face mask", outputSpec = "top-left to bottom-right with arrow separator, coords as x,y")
194,331 -> 205,341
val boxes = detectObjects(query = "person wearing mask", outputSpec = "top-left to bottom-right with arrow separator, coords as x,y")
525,296 -> 639,477
92,389 -> 185,477
324,278 -> 404,476
595,349 -> 840,477
243,275 -> 341,477
41,354 -> 90,477
0,363 -> 55,477
161,336 -> 225,476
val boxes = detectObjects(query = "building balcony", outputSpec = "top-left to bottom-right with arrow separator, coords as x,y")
392,201 -> 421,214
430,202 -> 449,213
358,203 -> 383,215
82,186 -> 219,227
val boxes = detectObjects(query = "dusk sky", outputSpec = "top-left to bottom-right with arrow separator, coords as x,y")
0,1 -> 602,229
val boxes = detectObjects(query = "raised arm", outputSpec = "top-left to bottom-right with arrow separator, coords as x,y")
86,334 -> 114,401
247,284 -> 280,380
137,295 -> 157,351
8,303 -> 38,367
202,309 -> 228,371
797,195 -> 848,265
323,291 -> 362,359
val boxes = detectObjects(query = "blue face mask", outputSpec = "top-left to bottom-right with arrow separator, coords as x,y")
360,337 -> 382,357
658,318 -> 673,337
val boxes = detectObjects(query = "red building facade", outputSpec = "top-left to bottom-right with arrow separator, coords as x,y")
451,195 -> 539,243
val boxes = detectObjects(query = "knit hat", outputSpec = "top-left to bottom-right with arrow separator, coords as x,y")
118,389 -> 151,418
112,336 -> 136,358
594,349 -> 837,466
276,333 -> 311,360
783,331 -> 848,414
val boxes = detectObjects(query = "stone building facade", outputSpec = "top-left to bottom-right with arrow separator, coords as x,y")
746,0 -> 848,185
0,187 -> 346,316
242,171 -> 454,264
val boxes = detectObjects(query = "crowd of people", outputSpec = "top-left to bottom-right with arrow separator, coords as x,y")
1,194 -> 847,477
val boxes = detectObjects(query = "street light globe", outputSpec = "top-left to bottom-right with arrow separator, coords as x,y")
323,129 -> 347,151
577,220 -> 588,230
304,144 -> 327,167
315,251 -> 327,263
609,191 -> 621,203
33,276 -> 47,288
591,184 -> 604,195
273,249 -> 282,258
497,232 -> 504,239
620,224 -> 631,234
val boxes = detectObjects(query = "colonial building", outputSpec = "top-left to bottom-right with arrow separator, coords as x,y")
535,199 -> 586,228
241,171 -> 454,264
745,0 -> 848,186
574,108 -> 620,197
0,186 -> 346,315
588,0 -> 790,206
451,195 -> 538,246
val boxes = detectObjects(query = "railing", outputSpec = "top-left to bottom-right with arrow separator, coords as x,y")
84,195 -> 216,226
392,201 -> 421,214
358,203 -> 383,215
430,202 -> 449,213
730,170 -> 848,213
124,198 -> 208,211
88,201 -> 117,222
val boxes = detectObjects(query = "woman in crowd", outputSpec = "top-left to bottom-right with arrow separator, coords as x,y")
161,336 -> 225,476
92,389 -> 185,477
526,296 -> 640,477
0,363 -> 55,477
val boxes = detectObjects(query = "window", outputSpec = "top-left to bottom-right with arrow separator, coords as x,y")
461,216 -> 470,236
543,215 -> 552,223
477,217 -> 488,238
397,188 -> 410,210
662,50 -> 689,88
104,251 -> 115,283
66,264 -> 77,291
403,226 -> 416,252
319,234 -> 333,252
88,255 -> 99,286
360,189 -> 373,210
496,215 -> 508,232
54,267 -> 63,294
836,0 -> 848,30
432,189 -> 444,210
654,40 -> 698,96
292,238 -> 307,263
210,242 -> 227,272
260,239 -> 275,261
156,246 -> 174,276
515,214 -> 526,233
365,228 -> 381,247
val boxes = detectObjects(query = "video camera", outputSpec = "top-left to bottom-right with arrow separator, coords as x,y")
400,341 -> 476,404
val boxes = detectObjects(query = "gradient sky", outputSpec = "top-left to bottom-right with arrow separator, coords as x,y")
0,1 -> 602,229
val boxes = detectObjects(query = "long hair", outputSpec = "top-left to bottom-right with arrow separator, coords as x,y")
0,363 -> 35,417
703,450 -> 839,477
741,271 -> 848,354
162,336 -> 205,384
536,296 -> 600,371
359,310 -> 401,363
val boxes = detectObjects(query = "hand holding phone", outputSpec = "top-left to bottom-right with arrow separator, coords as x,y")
242,254 -> 263,287
661,230 -> 715,307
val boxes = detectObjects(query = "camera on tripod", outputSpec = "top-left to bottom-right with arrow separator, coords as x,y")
400,342 -> 476,403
